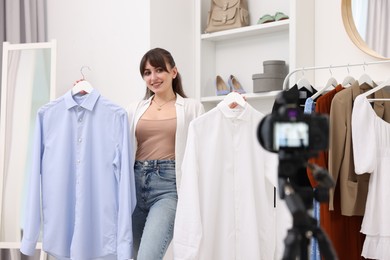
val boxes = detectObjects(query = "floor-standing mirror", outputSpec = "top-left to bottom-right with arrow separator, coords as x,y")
0,40 -> 56,260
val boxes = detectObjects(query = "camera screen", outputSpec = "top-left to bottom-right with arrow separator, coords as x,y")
273,122 -> 309,150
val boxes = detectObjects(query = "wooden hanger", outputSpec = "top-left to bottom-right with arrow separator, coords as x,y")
72,66 -> 93,95
360,78 -> 390,102
223,91 -> 246,108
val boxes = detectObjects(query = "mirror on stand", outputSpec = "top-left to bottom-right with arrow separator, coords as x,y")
0,40 -> 56,259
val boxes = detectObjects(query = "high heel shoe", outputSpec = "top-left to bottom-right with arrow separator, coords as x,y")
216,75 -> 230,96
228,75 -> 246,94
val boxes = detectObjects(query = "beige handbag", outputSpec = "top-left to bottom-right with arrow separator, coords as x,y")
205,0 -> 249,33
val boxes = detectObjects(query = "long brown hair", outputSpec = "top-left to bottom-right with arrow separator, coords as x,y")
140,48 -> 187,99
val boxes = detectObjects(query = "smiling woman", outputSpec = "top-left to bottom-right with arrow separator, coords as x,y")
341,0 -> 390,59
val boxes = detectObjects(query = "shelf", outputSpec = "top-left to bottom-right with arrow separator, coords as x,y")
200,91 -> 281,104
200,20 -> 289,42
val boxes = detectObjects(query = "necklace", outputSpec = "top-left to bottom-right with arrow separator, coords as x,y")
153,96 -> 176,111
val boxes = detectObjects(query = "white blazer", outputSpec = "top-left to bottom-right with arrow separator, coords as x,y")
127,94 -> 204,191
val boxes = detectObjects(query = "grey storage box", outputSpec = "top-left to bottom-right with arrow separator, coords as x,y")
252,73 -> 285,92
263,60 -> 288,75
252,60 -> 288,93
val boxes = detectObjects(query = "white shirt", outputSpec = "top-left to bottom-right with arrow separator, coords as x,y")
352,95 -> 390,260
173,101 -> 291,260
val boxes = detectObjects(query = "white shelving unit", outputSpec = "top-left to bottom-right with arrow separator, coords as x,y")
195,0 -> 315,113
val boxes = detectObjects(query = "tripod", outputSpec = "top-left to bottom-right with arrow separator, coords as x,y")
278,156 -> 337,260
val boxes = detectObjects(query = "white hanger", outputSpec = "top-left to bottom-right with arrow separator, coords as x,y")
296,69 -> 314,93
223,91 -> 246,108
342,75 -> 356,87
358,62 -> 373,87
358,73 -> 373,87
72,66 -> 93,95
341,64 -> 356,87
360,77 -> 390,102
311,66 -> 338,100
72,80 -> 93,95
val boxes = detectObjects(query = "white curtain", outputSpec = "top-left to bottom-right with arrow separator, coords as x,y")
0,0 -> 47,43
366,0 -> 390,57
351,0 -> 368,40
0,0 -> 47,102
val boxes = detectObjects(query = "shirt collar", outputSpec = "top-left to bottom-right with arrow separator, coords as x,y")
64,89 -> 100,111
217,100 -> 251,121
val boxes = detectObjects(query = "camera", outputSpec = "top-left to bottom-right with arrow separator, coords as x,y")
257,90 -> 329,157
256,90 -> 337,259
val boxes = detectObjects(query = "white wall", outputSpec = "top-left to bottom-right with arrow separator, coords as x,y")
46,0 -> 150,108
150,0 -> 195,97
46,0 -> 390,107
314,0 -> 390,86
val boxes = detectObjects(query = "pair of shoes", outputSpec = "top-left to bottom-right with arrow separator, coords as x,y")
215,75 -> 246,96
257,12 -> 289,24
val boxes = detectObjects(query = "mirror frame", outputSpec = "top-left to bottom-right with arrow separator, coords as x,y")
341,0 -> 390,60
0,40 -> 56,245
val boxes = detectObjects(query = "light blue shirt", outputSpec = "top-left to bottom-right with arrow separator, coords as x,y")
304,96 -> 320,260
20,89 -> 136,260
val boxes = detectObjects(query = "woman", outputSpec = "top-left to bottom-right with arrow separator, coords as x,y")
127,48 -> 204,259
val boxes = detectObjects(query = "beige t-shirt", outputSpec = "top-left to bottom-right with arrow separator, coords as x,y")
135,118 -> 176,160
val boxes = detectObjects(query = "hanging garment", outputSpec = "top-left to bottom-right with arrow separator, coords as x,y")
173,102 -> 291,260
307,85 -> 344,187
328,81 -> 390,216
303,97 -> 320,260
20,89 -> 136,260
308,84 -> 365,260
352,94 -> 390,260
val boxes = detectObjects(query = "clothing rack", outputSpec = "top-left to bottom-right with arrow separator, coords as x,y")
282,60 -> 390,90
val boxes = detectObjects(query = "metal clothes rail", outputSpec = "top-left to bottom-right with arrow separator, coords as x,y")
282,60 -> 390,90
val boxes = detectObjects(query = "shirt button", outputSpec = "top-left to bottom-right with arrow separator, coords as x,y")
78,138 -> 82,143
78,118 -> 83,122
77,160 -> 80,164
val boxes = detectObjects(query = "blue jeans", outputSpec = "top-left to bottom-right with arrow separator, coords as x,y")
132,160 -> 178,260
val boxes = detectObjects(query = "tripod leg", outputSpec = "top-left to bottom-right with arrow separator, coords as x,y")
282,228 -> 301,260
314,227 -> 338,260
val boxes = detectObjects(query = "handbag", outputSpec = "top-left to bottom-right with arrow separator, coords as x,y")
205,0 -> 249,33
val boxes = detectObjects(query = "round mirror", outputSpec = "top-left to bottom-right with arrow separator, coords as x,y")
341,0 -> 390,59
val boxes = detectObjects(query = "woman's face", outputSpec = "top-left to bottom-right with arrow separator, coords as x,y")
142,61 -> 177,95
